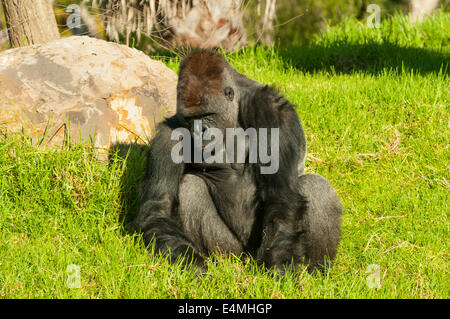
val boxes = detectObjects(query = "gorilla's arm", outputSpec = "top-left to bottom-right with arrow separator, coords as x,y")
136,117 -> 205,270
239,85 -> 308,270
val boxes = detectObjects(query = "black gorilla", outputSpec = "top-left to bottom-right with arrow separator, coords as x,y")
136,50 -> 342,273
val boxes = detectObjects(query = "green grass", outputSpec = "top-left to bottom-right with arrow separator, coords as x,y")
0,13 -> 449,298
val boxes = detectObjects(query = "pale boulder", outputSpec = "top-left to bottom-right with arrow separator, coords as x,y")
0,36 -> 177,154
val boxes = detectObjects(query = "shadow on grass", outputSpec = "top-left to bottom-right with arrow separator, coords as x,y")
148,41 -> 449,76
109,142 -> 150,235
275,41 -> 449,75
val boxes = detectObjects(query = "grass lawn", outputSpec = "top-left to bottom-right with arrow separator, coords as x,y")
0,13 -> 448,298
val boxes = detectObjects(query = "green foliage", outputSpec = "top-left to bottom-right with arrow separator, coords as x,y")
0,12 -> 448,298
245,0 -> 411,46
277,11 -> 450,74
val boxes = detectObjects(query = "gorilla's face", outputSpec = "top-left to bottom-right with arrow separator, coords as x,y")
176,51 -> 241,160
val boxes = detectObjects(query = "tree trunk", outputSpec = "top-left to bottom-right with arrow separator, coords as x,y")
261,0 -> 277,46
1,0 -> 59,47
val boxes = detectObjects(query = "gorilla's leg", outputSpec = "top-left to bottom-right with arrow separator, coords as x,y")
137,198 -> 206,271
136,119 -> 206,272
297,173 -> 342,272
178,174 -> 243,256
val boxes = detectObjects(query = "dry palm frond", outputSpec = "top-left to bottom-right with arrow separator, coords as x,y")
91,0 -> 276,50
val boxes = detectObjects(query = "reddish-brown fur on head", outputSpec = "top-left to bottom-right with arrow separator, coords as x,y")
178,50 -> 226,112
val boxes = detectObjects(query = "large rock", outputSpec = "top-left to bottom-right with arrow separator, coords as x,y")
0,36 -> 177,154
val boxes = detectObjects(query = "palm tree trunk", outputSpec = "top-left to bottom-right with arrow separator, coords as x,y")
1,0 -> 59,47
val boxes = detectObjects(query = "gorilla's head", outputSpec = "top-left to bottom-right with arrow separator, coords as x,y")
176,50 -> 242,137
176,50 -> 265,169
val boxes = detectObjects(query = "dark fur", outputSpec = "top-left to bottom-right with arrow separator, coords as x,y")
136,50 -> 342,274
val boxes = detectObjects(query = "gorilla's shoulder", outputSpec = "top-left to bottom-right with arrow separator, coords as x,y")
239,84 -> 298,128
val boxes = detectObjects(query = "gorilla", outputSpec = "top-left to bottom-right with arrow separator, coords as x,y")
135,50 -> 342,274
